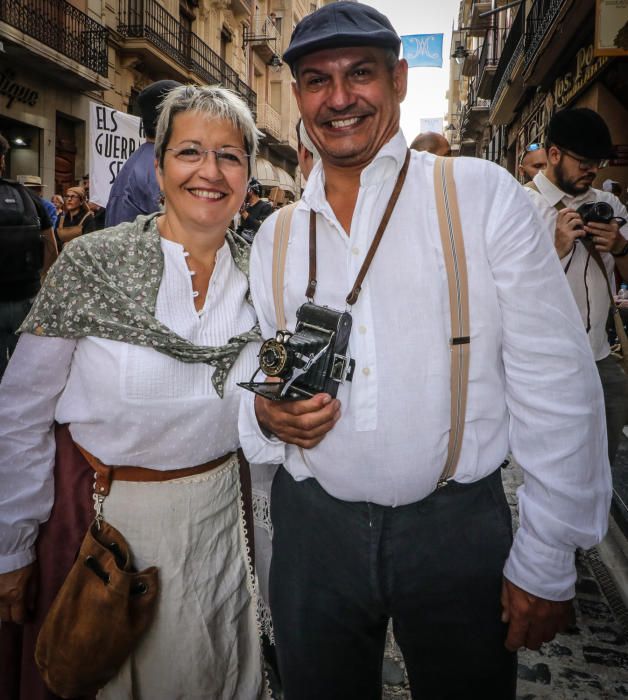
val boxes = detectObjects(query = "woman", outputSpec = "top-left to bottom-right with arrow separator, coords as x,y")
57,186 -> 95,245
0,86 -> 265,699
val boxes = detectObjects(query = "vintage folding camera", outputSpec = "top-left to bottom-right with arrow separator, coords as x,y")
239,302 -> 355,401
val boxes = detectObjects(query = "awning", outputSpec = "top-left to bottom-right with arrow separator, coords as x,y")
253,157 -> 279,188
275,167 -> 296,195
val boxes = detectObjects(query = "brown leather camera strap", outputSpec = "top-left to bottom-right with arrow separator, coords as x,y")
434,156 -> 470,485
306,149 -> 411,306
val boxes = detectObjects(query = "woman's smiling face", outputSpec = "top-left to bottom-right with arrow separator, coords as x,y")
156,112 -> 249,236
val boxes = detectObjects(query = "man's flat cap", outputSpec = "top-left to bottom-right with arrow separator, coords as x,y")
547,108 -> 614,159
138,80 -> 182,132
284,1 -> 400,70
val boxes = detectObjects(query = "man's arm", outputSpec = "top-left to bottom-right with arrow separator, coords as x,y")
485,165 -> 611,647
41,227 -> 58,277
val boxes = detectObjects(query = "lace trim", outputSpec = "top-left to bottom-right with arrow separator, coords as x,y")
235,462 -> 273,699
252,489 -> 273,538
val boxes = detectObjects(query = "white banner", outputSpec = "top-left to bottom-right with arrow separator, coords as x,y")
89,102 -> 145,208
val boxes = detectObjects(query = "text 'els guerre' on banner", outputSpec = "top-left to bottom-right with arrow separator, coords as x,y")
89,102 -> 145,208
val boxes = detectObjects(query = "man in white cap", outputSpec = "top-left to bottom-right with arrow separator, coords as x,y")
239,4 -> 611,698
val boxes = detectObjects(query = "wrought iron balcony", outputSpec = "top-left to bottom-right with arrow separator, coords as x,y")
243,15 -> 279,62
491,3 -> 524,107
0,0 -> 108,76
524,0 -> 568,71
117,0 -> 256,113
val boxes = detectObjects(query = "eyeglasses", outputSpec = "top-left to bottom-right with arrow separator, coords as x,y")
64,194 -> 80,200
519,143 -> 543,165
559,149 -> 609,170
165,146 -> 250,170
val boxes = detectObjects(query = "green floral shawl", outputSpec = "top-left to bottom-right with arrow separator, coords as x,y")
20,213 -> 260,398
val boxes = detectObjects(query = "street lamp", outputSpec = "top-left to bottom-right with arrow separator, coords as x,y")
451,43 -> 469,65
268,54 -> 283,72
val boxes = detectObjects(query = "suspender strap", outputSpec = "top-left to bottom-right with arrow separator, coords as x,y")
272,203 -> 298,329
434,157 -> 471,485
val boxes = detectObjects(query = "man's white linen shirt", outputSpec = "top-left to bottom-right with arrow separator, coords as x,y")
239,131 -> 611,601
0,236 -> 259,573
526,171 -> 628,361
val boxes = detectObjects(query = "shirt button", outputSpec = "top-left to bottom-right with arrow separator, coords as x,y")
359,325 -> 367,334
362,367 -> 371,376
352,246 -> 360,256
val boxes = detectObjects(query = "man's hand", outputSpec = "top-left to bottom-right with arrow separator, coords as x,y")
583,219 -> 624,255
0,563 -> 37,624
555,208 -> 584,259
501,577 -> 575,652
254,393 -> 341,449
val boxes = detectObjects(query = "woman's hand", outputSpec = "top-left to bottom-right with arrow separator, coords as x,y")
0,563 -> 37,624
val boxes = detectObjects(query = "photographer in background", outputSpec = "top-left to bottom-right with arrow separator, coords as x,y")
237,177 -> 273,243
526,108 -> 628,467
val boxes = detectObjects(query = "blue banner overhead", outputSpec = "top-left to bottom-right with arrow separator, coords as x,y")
401,34 -> 444,68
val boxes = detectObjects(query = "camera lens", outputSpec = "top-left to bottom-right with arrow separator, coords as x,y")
259,339 -> 289,376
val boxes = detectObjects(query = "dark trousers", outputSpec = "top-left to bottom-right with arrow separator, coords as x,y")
597,355 -> 628,466
269,467 -> 517,700
0,298 -> 32,380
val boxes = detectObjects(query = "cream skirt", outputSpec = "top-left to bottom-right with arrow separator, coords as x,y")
97,455 -> 264,700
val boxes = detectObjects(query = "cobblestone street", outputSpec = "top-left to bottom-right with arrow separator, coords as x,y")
382,459 -> 628,700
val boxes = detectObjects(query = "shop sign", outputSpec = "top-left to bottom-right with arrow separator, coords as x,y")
595,0 -> 628,57
0,67 -> 39,109
89,102 -> 145,208
553,44 -> 609,109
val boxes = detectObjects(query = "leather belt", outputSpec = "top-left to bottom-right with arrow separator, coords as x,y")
75,442 -> 234,497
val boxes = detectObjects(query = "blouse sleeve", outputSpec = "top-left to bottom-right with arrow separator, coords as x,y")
0,334 -> 76,573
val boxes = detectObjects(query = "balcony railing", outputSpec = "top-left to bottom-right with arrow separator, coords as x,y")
491,3 -> 524,104
118,0 -> 256,113
524,0 -> 568,70
256,102 -> 281,140
0,0 -> 108,76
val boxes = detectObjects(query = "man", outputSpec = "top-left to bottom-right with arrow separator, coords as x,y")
410,130 -> 452,156
296,117 -> 320,181
105,80 -> 181,227
526,108 -> 628,467
0,137 -> 57,378
518,142 -> 548,182
236,177 -> 273,243
17,175 -> 58,230
238,5 -> 611,699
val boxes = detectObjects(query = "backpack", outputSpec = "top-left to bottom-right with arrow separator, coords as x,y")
0,178 -> 44,283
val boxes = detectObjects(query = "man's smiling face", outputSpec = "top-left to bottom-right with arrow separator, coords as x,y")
293,46 -> 407,170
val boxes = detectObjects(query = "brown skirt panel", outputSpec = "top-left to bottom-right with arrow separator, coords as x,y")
0,424 -> 94,700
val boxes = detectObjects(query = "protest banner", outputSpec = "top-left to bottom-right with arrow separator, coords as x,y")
89,102 -> 145,207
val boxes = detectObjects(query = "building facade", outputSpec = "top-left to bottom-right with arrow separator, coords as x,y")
0,0 -> 327,200
447,0 -> 628,191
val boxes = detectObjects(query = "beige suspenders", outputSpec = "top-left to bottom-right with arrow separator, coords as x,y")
270,157 -> 471,485
271,202 -> 298,329
433,156 -> 471,485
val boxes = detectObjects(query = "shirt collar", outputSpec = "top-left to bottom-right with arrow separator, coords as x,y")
302,130 -> 408,214
533,171 -> 595,207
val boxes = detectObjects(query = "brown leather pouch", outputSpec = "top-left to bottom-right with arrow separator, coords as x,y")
35,519 -> 158,698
